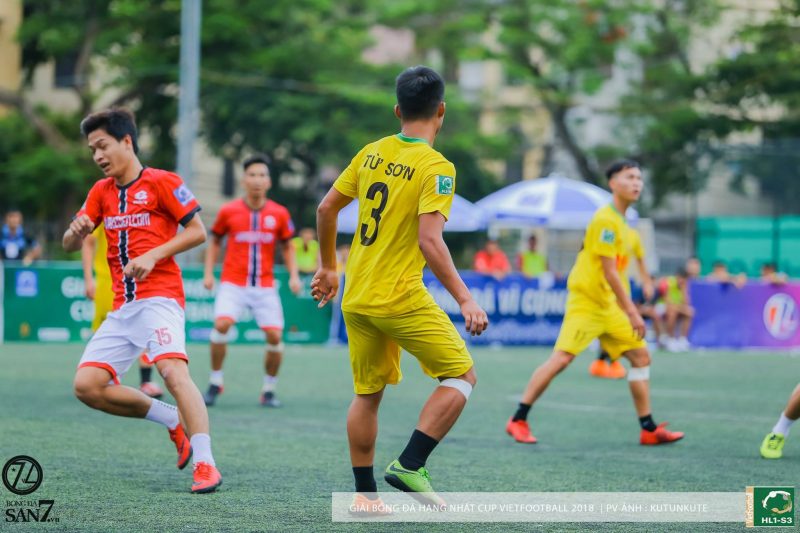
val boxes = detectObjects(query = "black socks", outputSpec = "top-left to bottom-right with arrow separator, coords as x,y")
398,429 -> 439,471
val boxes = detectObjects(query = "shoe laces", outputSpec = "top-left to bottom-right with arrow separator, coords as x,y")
767,435 -> 783,450
194,462 -> 213,481
168,426 -> 182,444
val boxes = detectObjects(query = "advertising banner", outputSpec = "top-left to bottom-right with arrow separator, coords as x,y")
3,263 -> 330,344
689,281 -> 800,349
336,274 -> 800,349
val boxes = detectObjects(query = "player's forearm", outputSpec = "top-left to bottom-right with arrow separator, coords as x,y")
316,206 -> 338,270
203,238 -> 220,277
420,234 -> 472,305
281,241 -> 300,279
603,263 -> 636,313
636,258 -> 651,286
81,243 -> 95,282
148,217 -> 206,262
63,229 -> 84,253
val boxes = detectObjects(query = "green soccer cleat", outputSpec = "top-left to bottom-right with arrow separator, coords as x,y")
760,432 -> 785,459
384,460 -> 446,507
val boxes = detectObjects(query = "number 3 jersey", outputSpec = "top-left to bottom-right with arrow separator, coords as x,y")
76,168 -> 201,310
333,133 -> 456,316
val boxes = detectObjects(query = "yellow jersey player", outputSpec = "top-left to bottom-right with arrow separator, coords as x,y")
82,224 -> 163,398
506,160 -> 684,446
760,383 -> 800,459
589,225 -> 660,379
311,65 -> 488,511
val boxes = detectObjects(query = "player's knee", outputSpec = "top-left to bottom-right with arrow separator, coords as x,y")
158,360 -> 189,389
73,380 -> 104,408
439,374 -> 476,400
265,330 -> 284,350
627,349 -> 650,367
213,319 -> 234,335
550,351 -> 574,372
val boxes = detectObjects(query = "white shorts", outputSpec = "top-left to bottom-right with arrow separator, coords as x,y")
213,282 -> 284,330
78,297 -> 188,384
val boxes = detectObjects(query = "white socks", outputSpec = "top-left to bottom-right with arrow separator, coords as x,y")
191,433 -> 215,466
145,399 -> 179,429
773,413 -> 796,436
209,370 -> 224,387
263,375 -> 278,393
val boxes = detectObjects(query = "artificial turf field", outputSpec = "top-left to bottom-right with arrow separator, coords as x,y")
1,342 -> 798,532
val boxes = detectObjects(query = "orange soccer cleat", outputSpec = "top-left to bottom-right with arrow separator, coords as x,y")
168,424 -> 193,470
191,462 -> 222,494
506,417 -> 537,444
607,360 -> 627,379
640,422 -> 685,445
589,359 -> 610,378
349,493 -> 393,517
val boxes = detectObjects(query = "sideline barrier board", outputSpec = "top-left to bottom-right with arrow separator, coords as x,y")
3,262 -> 330,343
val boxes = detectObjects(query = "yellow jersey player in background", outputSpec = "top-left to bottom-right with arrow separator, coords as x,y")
588,225 -> 661,379
312,65 -> 488,511
82,224 -> 163,398
506,160 -> 684,446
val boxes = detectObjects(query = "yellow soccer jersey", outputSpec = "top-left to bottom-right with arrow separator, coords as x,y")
92,224 -> 111,280
567,204 -> 631,306
334,133 -> 456,316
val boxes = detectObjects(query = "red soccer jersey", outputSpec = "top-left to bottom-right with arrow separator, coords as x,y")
76,167 -> 201,309
211,198 -> 295,287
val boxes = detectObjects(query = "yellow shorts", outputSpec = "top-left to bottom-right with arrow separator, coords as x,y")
555,292 -> 646,360
92,278 -> 114,332
343,303 -> 474,394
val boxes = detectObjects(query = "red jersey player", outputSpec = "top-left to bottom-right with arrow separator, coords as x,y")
202,154 -> 302,407
62,108 -> 222,494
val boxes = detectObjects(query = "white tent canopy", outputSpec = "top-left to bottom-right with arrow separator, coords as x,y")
337,193 -> 486,233
475,175 -> 638,230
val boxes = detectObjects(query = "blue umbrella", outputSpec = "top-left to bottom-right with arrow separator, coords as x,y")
476,175 -> 638,229
337,193 -> 486,233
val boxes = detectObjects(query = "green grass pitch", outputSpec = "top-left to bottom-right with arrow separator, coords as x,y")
1,342 -> 797,532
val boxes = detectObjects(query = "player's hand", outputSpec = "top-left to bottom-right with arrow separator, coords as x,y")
627,309 -> 646,339
123,252 -> 157,281
85,277 -> 96,300
461,298 -> 489,336
203,274 -> 215,291
310,268 -> 338,308
289,275 -> 302,295
69,215 -> 95,239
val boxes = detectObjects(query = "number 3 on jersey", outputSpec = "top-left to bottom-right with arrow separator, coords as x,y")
360,182 -> 388,246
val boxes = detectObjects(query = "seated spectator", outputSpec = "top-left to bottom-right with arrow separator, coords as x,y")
473,239 -> 511,280
292,227 -> 320,274
517,235 -> 548,278
660,268 -> 694,352
685,256 -> 701,279
707,260 -> 747,288
761,262 -> 788,285
0,209 -> 41,265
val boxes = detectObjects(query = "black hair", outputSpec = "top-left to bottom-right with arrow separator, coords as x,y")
80,108 -> 139,154
395,66 -> 445,121
605,159 -> 640,180
712,260 -> 726,268
677,267 -> 689,278
243,153 -> 271,171
762,262 -> 777,270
